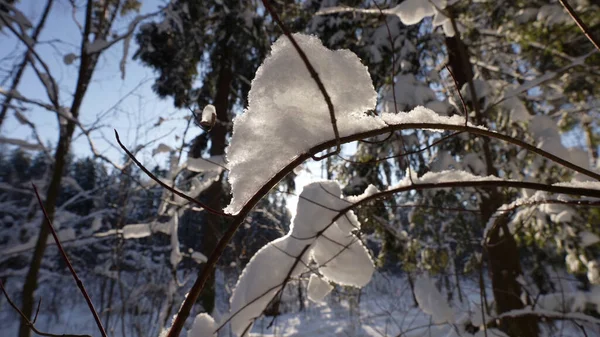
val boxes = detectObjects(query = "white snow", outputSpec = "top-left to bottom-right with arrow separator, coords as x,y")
188,313 -> 216,337
390,0 -> 435,25
122,224 -> 152,239
224,34 -> 483,215
389,0 -> 456,36
226,181 -> 374,336
191,251 -> 208,264
414,275 -> 455,324
39,73 -> 58,102
0,136 -> 43,150
186,155 -> 226,173
199,104 -> 216,130
307,274 -> 333,303
224,34 -> 381,214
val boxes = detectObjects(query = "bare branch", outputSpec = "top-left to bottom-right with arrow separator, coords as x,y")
32,184 -> 108,337
0,280 -> 91,337
114,130 -> 233,217
558,0 -> 600,52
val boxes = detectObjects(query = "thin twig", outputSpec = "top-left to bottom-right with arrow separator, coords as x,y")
32,298 -> 42,324
261,0 -> 340,161
1,280 -> 91,337
114,130 -> 232,217
444,65 -> 469,126
338,131 -> 463,165
32,184 -> 107,337
558,0 -> 600,52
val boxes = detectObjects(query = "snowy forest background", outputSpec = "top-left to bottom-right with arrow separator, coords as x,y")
1,0 -> 600,337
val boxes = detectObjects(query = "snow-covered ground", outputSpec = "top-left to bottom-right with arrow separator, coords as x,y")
2,271 -> 599,337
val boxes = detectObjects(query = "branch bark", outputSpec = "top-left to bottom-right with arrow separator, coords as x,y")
0,0 -> 54,128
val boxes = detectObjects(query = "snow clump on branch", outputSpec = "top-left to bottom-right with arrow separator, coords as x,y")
224,33 -> 382,214
224,181 -> 375,336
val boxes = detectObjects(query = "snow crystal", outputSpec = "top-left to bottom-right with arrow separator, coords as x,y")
224,34 -> 382,214
188,313 -> 216,337
307,274 -> 333,302
414,275 -> 454,324
226,181 -> 374,336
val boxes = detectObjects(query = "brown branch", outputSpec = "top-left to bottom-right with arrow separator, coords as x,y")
338,131 -> 463,165
1,280 -> 91,337
114,130 -> 232,217
287,179 -> 600,243
165,118 -> 600,337
32,184 -> 107,337
0,13 -> 60,108
558,0 -> 600,52
0,0 -> 54,128
261,0 -> 340,161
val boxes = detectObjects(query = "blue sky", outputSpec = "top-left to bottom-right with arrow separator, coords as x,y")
1,0 -> 192,168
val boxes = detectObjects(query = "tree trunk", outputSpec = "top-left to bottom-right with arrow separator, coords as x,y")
19,2 -> 102,336
444,11 -> 538,336
194,36 -> 234,313
486,218 -> 539,337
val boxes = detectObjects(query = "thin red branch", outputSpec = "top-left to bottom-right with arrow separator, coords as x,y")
32,184 -> 107,337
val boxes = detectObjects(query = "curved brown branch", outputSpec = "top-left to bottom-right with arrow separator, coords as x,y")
339,131 -> 463,165
165,119 -> 600,337
32,184 -> 107,337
